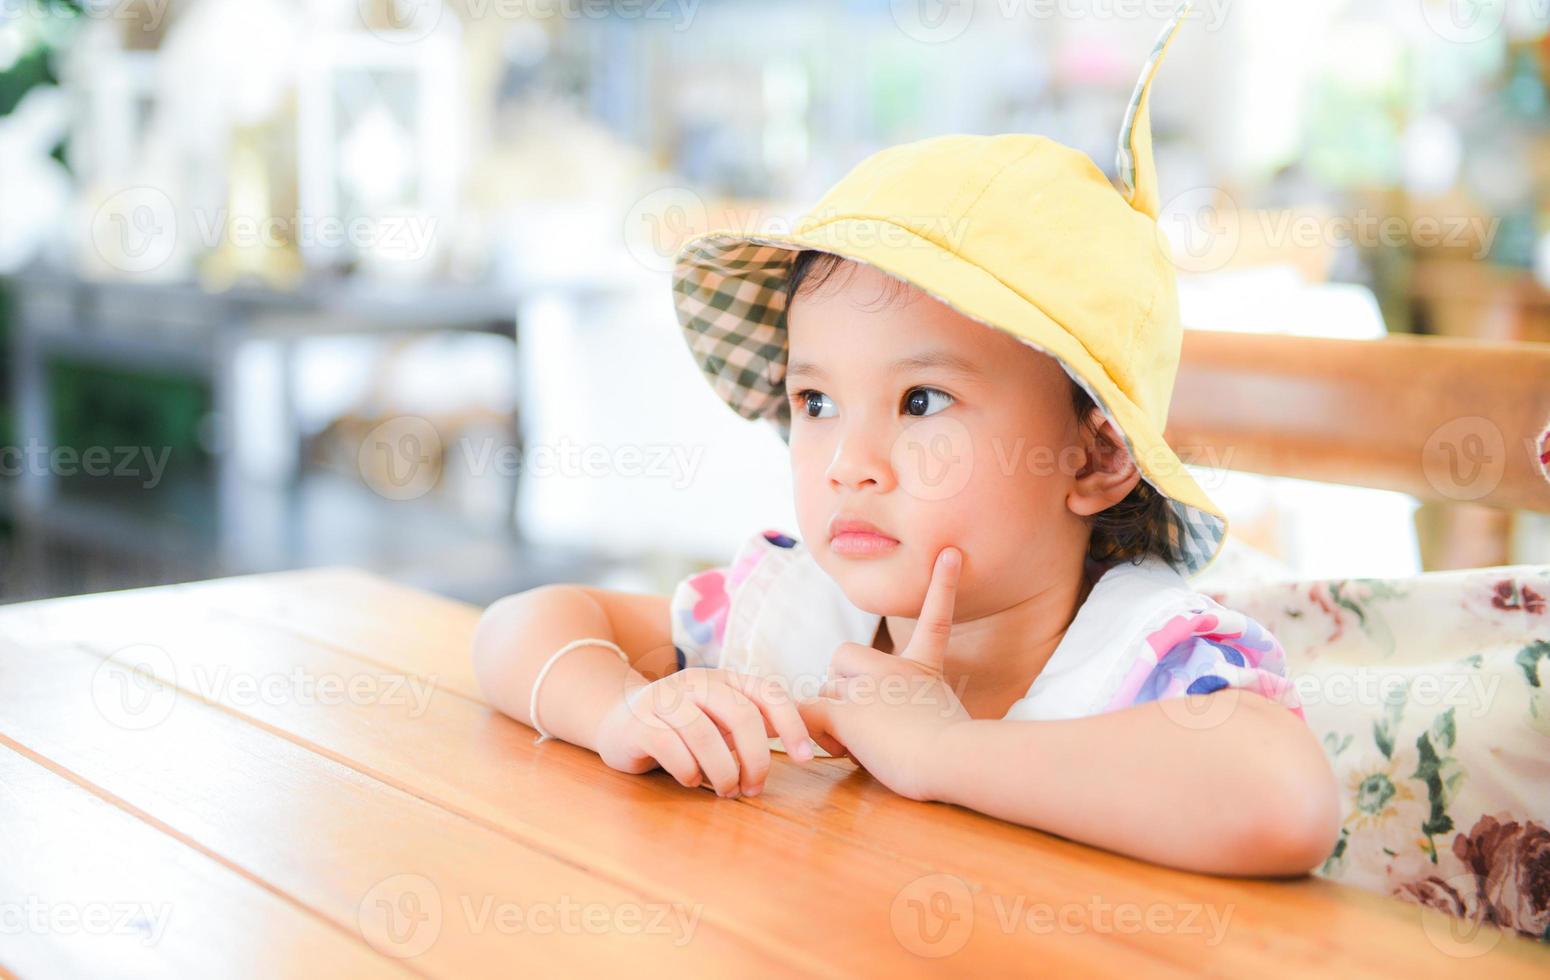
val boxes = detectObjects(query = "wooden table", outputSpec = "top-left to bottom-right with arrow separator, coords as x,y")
3,569 -> 1548,977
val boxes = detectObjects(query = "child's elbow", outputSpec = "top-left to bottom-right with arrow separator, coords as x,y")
1244,740 -> 1343,876
1261,796 -> 1341,877
471,590 -> 543,702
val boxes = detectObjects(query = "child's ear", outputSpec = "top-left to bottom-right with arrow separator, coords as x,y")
1066,408 -> 1143,518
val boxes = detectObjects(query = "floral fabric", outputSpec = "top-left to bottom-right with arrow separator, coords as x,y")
1208,566 -> 1550,942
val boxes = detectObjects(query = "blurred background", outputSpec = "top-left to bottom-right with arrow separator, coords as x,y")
0,0 -> 1547,606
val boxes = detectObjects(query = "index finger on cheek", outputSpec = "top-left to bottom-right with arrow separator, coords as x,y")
922,547 -> 961,628
899,546 -> 960,671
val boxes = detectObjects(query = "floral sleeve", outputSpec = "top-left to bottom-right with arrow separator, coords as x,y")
1106,601 -> 1305,719
668,529 -> 798,671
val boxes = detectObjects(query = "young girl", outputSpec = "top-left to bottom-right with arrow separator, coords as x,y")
473,5 -> 1340,877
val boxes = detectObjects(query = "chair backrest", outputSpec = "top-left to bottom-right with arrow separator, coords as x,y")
1166,330 -> 1550,513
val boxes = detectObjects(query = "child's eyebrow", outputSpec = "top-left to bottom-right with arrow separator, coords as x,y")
786,349 -> 983,383
889,349 -> 984,378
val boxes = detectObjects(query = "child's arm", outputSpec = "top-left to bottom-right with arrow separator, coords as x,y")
925,692 -> 1340,876
472,585 -> 670,751
802,547 -> 1339,876
472,585 -> 815,797
801,682 -> 1337,875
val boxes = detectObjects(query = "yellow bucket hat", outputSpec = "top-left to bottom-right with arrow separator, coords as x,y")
670,3 -> 1226,578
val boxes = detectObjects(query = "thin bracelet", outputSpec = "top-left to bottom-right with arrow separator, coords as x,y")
529,637 -> 630,745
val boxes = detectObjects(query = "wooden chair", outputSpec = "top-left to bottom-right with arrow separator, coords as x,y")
1166,330 -> 1550,567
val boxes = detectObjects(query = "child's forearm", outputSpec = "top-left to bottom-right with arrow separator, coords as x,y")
472,586 -> 649,753
924,694 -> 1341,876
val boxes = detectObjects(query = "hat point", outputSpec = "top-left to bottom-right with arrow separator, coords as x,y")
1116,1 -> 1193,220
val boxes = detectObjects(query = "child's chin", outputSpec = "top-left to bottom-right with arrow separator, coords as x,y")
828,564 -> 916,618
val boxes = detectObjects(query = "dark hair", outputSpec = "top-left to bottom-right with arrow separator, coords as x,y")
784,249 -> 1180,569
1066,383 -> 1180,568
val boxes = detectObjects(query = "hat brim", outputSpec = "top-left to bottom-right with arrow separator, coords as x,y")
673,222 -> 1229,578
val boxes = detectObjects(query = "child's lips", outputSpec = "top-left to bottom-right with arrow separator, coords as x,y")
829,531 -> 900,557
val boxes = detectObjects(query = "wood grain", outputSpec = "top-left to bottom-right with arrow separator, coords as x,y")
1170,330 -> 1550,512
0,589 -> 1165,977
0,635 -> 785,977
0,744 -> 406,978
3,569 -> 1548,976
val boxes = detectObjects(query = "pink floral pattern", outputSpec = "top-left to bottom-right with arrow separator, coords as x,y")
671,529 -> 793,670
1107,604 -> 1304,718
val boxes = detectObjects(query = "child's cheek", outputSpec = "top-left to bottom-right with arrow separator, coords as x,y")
890,415 -> 976,504
788,454 -> 830,537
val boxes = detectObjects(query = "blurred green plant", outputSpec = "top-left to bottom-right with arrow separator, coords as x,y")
48,361 -> 212,481
1,0 -> 81,459
1,0 -> 81,169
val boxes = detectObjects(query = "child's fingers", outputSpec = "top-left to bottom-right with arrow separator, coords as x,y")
642,724 -> 704,789
827,641 -> 896,680
900,546 -> 960,673
817,677 -> 850,700
796,693 -> 842,740
812,733 -> 849,758
722,671 -> 816,764
657,700 -> 741,796
691,683 -> 772,796
797,692 -> 860,764
796,700 -> 853,762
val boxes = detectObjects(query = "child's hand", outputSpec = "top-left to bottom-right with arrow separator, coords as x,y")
824,546 -> 960,688
799,547 -> 972,801
799,676 -> 969,801
593,668 -> 816,798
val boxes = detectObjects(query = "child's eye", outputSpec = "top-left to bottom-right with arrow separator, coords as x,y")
794,389 -> 837,419
902,386 -> 955,418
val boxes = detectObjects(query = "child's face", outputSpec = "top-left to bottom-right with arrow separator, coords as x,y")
784,260 -> 1103,621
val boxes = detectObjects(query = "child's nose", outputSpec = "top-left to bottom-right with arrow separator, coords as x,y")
825,424 -> 898,493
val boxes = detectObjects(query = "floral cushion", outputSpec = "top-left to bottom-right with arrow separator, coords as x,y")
1207,564 -> 1550,942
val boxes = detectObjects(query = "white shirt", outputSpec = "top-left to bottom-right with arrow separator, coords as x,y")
669,529 -> 1300,754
